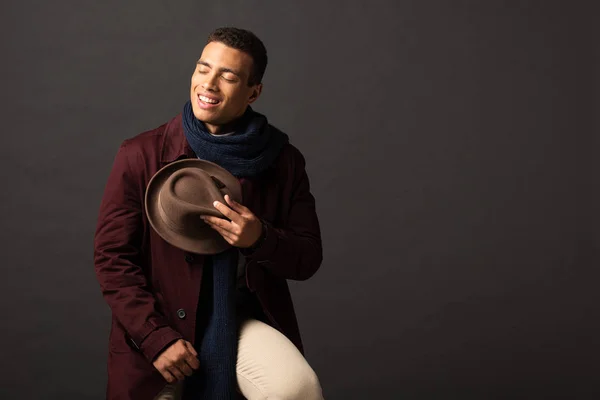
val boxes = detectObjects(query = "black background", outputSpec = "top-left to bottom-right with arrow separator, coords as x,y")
1,1 -> 597,398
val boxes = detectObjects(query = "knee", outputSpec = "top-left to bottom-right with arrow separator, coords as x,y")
300,368 -> 324,400
270,366 -> 323,400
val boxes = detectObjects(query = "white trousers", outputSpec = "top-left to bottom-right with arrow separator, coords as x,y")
154,318 -> 324,400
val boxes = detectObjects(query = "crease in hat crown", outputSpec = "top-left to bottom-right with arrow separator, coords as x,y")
156,168 -> 226,233
145,158 -> 242,254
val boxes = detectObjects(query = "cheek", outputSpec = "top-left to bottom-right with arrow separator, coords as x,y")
227,87 -> 248,104
190,74 -> 201,88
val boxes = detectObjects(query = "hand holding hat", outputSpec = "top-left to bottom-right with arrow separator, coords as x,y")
145,158 -> 261,254
201,194 -> 264,249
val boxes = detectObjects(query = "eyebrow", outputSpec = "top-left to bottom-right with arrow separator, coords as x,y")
196,60 -> 242,77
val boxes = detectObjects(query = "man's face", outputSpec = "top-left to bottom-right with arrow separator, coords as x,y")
190,41 -> 262,134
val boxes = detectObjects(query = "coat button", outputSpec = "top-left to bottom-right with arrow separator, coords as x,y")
185,254 -> 194,263
177,309 -> 186,319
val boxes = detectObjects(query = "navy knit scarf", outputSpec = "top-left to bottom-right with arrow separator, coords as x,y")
182,100 -> 289,178
181,100 -> 288,399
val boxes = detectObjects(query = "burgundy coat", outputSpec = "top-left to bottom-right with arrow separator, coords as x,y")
93,114 -> 322,400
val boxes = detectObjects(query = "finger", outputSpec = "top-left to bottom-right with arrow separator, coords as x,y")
177,360 -> 194,377
184,341 -> 198,357
202,216 -> 235,233
168,365 -> 185,382
213,200 -> 243,224
205,221 -> 237,242
224,194 -> 249,215
161,369 -> 176,384
186,353 -> 201,370
184,343 -> 201,370
215,228 -> 237,244
208,226 -> 237,245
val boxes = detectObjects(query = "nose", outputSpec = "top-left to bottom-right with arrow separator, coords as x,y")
202,73 -> 219,92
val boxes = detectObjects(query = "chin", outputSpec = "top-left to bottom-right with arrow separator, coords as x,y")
191,103 -> 213,121
192,108 -> 207,121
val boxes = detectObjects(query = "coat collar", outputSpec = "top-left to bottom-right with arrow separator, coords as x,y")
160,114 -> 196,164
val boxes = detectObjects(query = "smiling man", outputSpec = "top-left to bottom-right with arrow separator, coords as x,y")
193,42 -> 259,132
94,27 -> 324,400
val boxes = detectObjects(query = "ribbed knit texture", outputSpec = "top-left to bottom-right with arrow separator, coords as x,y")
182,100 -> 289,178
193,250 -> 239,399
181,101 -> 288,399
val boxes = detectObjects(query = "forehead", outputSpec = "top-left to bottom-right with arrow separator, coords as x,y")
199,41 -> 253,73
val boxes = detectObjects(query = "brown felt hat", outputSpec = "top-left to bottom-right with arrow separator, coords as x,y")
145,158 -> 242,255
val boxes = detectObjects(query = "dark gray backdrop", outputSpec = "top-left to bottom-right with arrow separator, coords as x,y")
1,1 -> 597,399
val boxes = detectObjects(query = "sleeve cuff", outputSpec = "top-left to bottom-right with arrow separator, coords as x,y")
139,325 -> 183,363
240,219 -> 277,261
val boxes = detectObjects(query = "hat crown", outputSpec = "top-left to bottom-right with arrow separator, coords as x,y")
157,168 -> 227,233
145,158 -> 242,254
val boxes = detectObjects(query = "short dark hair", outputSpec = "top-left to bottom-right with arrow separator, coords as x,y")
207,27 -> 268,86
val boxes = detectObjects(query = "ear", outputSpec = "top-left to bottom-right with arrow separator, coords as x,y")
248,83 -> 263,104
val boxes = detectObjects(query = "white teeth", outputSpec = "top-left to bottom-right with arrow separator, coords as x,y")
199,95 -> 218,104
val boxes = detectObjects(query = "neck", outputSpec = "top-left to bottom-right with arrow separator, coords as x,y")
204,121 -> 235,135
203,109 -> 248,135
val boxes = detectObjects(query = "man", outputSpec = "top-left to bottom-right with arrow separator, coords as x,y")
94,27 -> 324,400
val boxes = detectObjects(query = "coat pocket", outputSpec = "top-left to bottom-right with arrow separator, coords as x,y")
108,319 -> 138,354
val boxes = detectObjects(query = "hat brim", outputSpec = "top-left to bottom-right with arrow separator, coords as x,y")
145,158 -> 242,255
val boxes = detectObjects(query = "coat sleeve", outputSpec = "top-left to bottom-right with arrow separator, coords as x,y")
94,141 -> 182,363
241,146 -> 323,281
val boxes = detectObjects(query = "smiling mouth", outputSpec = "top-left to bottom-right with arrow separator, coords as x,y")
198,94 -> 220,105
